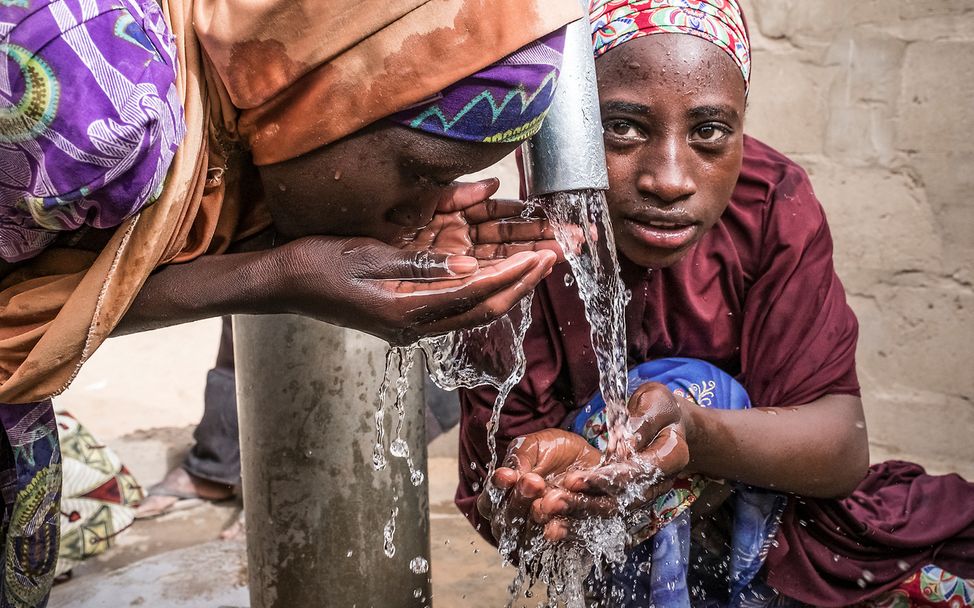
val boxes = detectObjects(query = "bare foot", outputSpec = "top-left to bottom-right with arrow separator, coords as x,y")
220,510 -> 245,540
135,467 -> 235,519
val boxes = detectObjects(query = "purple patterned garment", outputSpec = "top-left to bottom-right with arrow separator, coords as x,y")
0,0 -> 185,263
389,28 -> 566,144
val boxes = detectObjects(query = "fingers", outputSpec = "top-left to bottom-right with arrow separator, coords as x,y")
643,424 -> 690,480
467,216 -> 561,262
435,179 -> 501,213
626,382 -> 683,453
543,519 -> 571,542
480,469 -> 547,545
532,487 -> 618,523
557,425 -> 688,510
413,250 -> 556,332
383,249 -> 542,295
470,218 -> 554,244
462,198 -> 531,224
471,241 -> 566,262
347,240 -> 480,280
395,251 -> 480,280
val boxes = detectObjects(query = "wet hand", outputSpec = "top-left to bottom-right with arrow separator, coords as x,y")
477,430 -> 602,553
538,384 -> 692,540
393,178 -> 568,263
272,234 -> 557,345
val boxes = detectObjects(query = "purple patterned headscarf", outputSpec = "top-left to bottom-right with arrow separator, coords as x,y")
0,0 -> 185,262
389,28 -> 566,144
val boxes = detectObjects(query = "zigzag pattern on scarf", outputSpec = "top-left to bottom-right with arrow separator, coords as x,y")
405,69 -> 558,135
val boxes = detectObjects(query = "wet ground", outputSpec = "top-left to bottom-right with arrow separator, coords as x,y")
49,319 -> 530,608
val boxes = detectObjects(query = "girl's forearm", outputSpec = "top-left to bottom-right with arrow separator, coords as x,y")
113,249 -> 285,335
684,393 -> 869,498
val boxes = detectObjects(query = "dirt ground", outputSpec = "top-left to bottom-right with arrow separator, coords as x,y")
49,318 -> 531,608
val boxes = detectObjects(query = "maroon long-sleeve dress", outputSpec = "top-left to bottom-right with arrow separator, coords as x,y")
456,136 -> 974,605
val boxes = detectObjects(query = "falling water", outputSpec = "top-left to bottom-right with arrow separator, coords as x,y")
371,296 -> 532,564
374,348 -> 425,485
541,189 -> 631,458
421,295 -> 533,486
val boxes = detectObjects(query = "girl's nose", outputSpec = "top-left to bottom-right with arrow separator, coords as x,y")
635,138 -> 697,204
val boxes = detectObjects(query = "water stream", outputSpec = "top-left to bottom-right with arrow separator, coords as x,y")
541,190 -> 632,459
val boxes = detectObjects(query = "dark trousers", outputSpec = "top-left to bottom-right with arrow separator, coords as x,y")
183,317 -> 240,486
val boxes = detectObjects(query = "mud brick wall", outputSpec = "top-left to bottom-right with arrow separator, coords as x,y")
741,0 -> 974,476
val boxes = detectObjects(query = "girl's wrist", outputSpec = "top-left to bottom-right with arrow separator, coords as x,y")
680,399 -> 708,473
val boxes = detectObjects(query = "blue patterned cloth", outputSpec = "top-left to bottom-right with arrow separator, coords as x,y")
572,358 -> 789,607
389,28 -> 566,144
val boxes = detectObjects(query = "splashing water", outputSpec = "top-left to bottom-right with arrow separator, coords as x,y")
420,295 -> 533,487
372,350 -> 396,471
375,348 -> 425,486
371,300 -> 532,564
409,556 -> 430,574
507,517 -> 628,608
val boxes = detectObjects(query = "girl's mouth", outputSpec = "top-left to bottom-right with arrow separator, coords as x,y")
622,218 -> 698,250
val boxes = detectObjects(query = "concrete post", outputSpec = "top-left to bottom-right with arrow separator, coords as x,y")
234,314 -> 430,608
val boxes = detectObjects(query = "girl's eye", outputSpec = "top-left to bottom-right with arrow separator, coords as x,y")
604,119 -> 642,140
691,124 -> 729,143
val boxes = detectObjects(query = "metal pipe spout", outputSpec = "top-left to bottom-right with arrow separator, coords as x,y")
522,1 -> 608,198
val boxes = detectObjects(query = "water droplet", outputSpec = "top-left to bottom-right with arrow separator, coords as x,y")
346,549 -> 353,558
410,469 -> 425,486
409,557 -> 429,574
383,507 -> 398,558
564,273 -> 575,287
470,461 -> 477,470
413,589 -> 423,598
390,438 -> 409,458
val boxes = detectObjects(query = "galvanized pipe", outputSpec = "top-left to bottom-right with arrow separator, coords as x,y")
234,315 -> 430,608
522,4 -> 609,198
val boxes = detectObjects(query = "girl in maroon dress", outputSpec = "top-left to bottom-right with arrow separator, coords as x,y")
459,1 -> 974,606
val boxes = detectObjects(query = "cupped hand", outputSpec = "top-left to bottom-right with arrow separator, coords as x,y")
484,384 -> 693,544
271,177 -> 575,344
536,383 -> 692,540
393,178 -> 567,263
477,429 -> 602,553
272,235 -> 555,345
